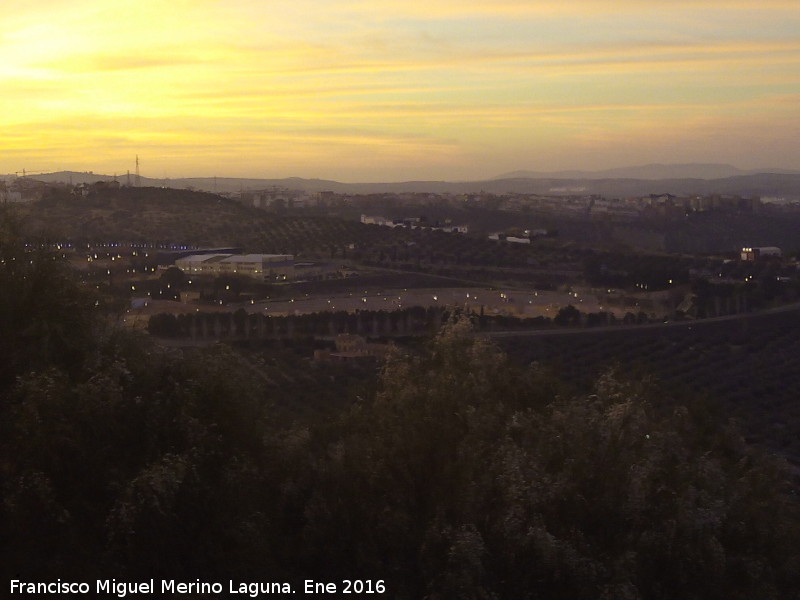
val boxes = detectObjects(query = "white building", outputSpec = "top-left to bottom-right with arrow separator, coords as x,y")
1,189 -> 24,202
741,247 -> 782,261
488,233 -> 531,244
176,253 -> 295,281
361,214 -> 393,226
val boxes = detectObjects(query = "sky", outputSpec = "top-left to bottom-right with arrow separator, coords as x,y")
1,0 -> 799,182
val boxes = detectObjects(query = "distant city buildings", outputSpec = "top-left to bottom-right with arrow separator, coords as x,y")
0,177 -> 46,203
360,214 -> 469,233
0,188 -> 23,203
235,187 -> 311,209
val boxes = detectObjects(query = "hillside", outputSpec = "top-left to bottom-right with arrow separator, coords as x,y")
17,187 -> 577,275
494,163 -> 800,181
20,186 -> 368,254
15,169 -> 800,198
499,308 -> 800,465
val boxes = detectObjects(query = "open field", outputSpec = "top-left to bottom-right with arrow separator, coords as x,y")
497,306 -> 800,464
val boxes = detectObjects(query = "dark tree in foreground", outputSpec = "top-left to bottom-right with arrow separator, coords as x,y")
0,209 -> 97,390
300,319 -> 800,599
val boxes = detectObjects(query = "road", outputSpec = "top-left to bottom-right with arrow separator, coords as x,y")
242,286 -> 609,318
485,300 -> 800,338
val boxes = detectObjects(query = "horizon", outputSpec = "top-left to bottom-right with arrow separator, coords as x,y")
5,161 -> 799,186
2,2 -> 798,181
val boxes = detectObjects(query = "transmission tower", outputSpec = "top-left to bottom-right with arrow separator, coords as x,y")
15,169 -> 50,177
135,155 -> 141,187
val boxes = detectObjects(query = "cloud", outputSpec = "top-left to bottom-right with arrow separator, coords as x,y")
1,0 -> 798,179
32,53 -> 209,74
82,55 -> 208,72
218,36 -> 800,80
340,0 -> 799,19
328,0 -> 797,21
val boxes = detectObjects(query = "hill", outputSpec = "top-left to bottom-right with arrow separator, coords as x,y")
494,163 -> 800,181
15,187 -> 573,275
18,186 -> 371,254
482,173 -> 800,199
498,307 -> 800,465
12,168 -> 800,199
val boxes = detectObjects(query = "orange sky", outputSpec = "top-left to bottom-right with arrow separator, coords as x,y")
2,1 -> 798,181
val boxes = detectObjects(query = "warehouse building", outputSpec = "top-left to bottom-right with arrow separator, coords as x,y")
175,253 -> 294,281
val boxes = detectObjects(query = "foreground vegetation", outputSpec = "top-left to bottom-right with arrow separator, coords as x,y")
2,214 -> 800,599
507,320 -> 800,461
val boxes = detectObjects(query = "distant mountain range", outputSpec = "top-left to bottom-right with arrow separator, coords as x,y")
6,164 -> 800,199
493,163 -> 800,181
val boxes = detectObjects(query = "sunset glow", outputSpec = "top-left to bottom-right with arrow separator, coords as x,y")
2,0 -> 798,181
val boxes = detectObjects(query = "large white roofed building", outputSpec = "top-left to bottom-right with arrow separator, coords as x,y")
175,253 -> 294,281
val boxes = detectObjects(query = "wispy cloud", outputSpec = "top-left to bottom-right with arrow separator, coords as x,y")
53,54 -> 209,73
1,0 -> 798,178
340,0 -> 800,19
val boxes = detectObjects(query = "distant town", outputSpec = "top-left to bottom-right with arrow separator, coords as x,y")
3,172 -> 798,341
4,168 -> 800,596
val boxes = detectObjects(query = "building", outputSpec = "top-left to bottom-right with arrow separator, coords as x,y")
488,233 -> 531,244
157,247 -> 242,266
741,247 -> 782,261
175,253 -> 295,281
361,214 -> 392,226
314,334 -> 394,363
0,189 -> 23,203
361,214 -> 468,233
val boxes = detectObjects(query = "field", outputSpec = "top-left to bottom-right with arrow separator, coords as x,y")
498,308 -> 800,464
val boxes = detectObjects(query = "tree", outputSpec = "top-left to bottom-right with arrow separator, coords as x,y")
147,313 -> 182,337
299,317 -> 800,599
0,208 -> 97,390
159,266 -> 186,289
554,304 -> 581,326
3,330 -> 278,580
213,273 -> 249,298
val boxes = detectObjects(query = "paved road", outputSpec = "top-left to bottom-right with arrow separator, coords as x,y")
485,300 -> 800,339
243,286 -> 609,318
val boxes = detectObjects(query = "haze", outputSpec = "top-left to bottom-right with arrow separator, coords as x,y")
2,0 -> 798,182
